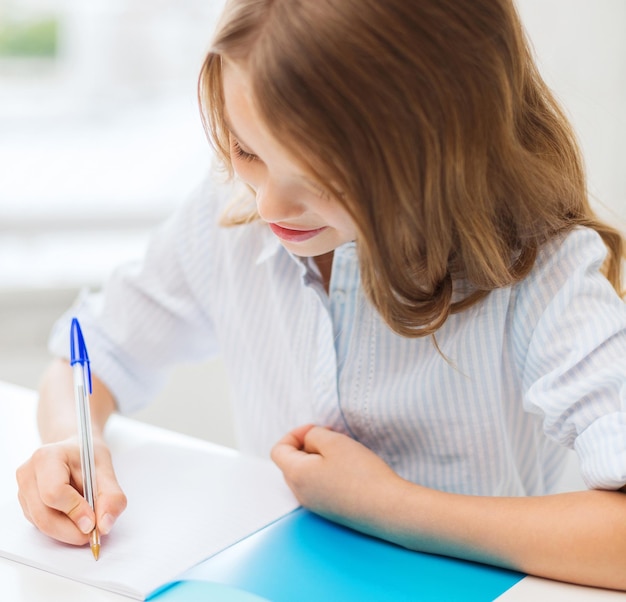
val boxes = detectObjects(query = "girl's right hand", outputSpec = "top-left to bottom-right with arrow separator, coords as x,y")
16,437 -> 127,546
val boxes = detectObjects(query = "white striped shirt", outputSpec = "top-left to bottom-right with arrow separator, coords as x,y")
49,175 -> 626,496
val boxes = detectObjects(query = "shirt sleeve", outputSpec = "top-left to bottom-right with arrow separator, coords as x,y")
47,173 -> 228,414
515,227 -> 626,490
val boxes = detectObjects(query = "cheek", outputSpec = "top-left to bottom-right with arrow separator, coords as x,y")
231,158 -> 261,188
328,206 -> 357,235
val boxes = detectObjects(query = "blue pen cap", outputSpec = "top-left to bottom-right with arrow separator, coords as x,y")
70,317 -> 92,394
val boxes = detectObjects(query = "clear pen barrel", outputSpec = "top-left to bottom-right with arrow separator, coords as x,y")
73,363 -> 97,509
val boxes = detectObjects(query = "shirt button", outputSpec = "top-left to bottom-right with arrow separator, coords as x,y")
332,290 -> 346,304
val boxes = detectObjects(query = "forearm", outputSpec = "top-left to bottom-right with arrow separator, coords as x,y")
37,358 -> 117,443
371,480 -> 626,590
273,425 -> 626,591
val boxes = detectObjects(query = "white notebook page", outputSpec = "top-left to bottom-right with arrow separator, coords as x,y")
0,440 -> 298,600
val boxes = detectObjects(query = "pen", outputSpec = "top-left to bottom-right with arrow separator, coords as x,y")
70,317 -> 101,561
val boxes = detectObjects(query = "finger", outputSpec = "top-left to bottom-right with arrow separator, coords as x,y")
15,442 -> 125,546
274,424 -> 317,450
34,449 -> 88,510
299,425 -> 339,455
17,468 -> 91,545
94,462 -> 128,535
26,501 -> 92,545
271,424 -> 317,468
17,489 -> 33,524
18,446 -> 95,535
270,438 -> 301,470
37,466 -> 96,536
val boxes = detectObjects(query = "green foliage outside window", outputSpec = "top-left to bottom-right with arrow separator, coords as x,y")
0,18 -> 58,57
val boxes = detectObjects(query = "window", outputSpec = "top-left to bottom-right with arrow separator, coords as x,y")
0,0 -> 224,288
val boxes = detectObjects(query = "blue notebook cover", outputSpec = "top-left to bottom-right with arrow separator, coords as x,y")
154,508 -> 524,601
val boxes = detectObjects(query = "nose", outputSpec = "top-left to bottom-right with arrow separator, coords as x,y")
255,177 -> 303,224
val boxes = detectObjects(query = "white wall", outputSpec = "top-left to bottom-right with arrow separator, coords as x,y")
517,0 -> 626,225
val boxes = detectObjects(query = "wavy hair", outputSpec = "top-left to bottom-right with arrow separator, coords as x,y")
199,0 -> 624,337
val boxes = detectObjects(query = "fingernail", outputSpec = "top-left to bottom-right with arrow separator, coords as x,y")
78,516 -> 94,534
99,513 -> 115,535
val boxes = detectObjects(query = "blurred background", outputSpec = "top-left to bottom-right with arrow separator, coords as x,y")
0,0 -> 625,452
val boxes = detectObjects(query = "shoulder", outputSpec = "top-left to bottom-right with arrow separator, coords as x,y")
178,165 -> 242,231
524,227 -> 608,298
173,167 -> 280,283
169,165 -> 263,257
511,227 -> 625,380
512,227 -> 616,321
509,227 -> 622,369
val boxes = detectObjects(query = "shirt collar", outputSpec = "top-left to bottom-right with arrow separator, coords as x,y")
254,224 -> 322,287
254,225 -> 360,291
255,227 -> 282,265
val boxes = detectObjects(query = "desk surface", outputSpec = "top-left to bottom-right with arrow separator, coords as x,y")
1,381 -> 624,601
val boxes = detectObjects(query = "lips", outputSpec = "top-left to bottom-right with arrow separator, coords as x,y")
269,223 -> 327,243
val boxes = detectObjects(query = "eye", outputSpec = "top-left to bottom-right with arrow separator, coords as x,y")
309,181 -> 332,200
230,137 -> 257,163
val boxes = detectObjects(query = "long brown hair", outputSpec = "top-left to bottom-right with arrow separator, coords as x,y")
199,0 -> 624,337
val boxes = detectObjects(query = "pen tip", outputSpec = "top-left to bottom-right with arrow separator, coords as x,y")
90,528 -> 101,561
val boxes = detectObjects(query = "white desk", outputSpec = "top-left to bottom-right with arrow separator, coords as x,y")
1,381 -> 624,601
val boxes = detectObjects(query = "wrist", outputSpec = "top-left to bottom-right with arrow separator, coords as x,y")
375,478 -> 458,553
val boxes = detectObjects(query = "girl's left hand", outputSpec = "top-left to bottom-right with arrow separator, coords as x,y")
271,424 -> 409,534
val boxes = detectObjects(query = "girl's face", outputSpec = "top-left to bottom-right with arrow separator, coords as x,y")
222,62 -> 358,258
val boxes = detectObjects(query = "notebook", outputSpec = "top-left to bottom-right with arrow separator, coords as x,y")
0,437 -> 298,600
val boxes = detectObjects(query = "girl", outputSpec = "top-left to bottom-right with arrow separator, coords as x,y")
17,0 -> 626,590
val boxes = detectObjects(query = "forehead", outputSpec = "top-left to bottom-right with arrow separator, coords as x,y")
222,59 -> 254,115
221,61 -> 272,148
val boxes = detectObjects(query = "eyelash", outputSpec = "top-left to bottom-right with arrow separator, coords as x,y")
230,138 -> 257,163
310,182 -> 332,200
230,135 -> 332,200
